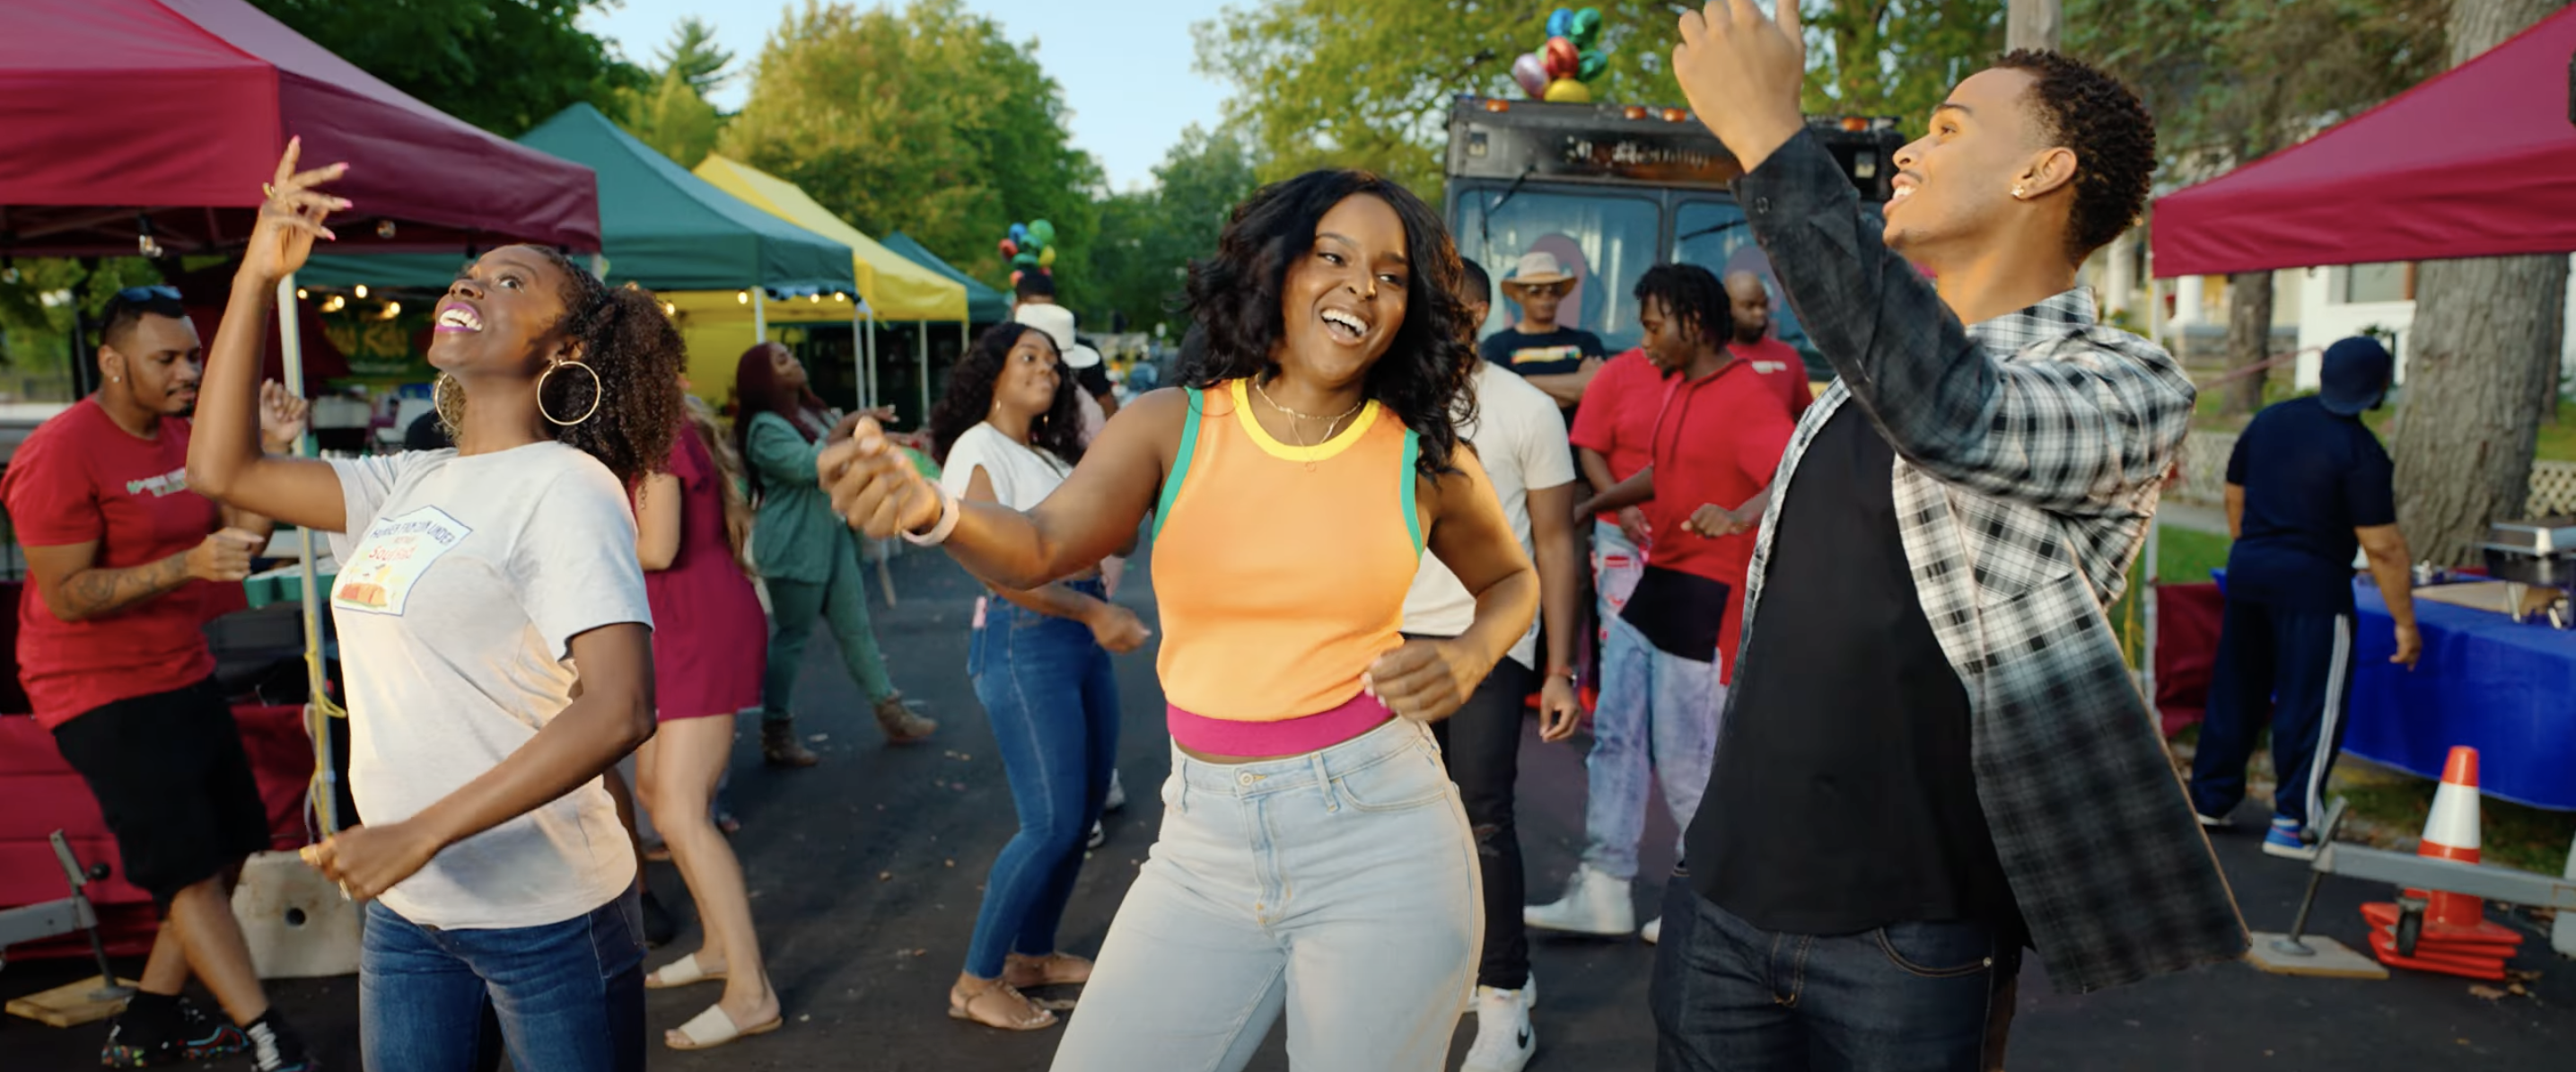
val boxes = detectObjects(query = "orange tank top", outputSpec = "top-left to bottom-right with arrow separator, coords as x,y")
1152,379 -> 1424,723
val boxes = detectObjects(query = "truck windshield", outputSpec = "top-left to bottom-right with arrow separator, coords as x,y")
1673,198 -> 1826,378
1454,189 -> 1659,351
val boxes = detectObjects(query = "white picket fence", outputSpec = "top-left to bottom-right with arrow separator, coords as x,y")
2177,430 -> 2576,516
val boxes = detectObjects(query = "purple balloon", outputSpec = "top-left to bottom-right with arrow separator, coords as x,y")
1511,52 -> 1549,97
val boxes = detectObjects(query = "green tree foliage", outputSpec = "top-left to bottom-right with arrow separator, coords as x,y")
723,0 -> 1105,310
1194,1 -> 2002,197
248,0 -> 640,137
2068,0 -> 2446,180
656,17 -> 736,98
1799,1 -> 2002,123
1087,127 -> 1262,337
615,18 -> 735,168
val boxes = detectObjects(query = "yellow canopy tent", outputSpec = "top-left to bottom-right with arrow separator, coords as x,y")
690,154 -> 970,417
666,289 -> 869,402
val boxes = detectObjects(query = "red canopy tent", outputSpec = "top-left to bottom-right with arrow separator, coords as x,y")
2151,4 -> 2576,277
0,0 -> 600,257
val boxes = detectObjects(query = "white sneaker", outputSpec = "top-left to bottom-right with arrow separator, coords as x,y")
1640,917 -> 1660,945
1104,770 -> 1126,813
1460,985 -> 1536,1072
1523,864 -> 1636,936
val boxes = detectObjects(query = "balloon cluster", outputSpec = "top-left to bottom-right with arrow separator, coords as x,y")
998,220 -> 1057,286
1511,7 -> 1608,104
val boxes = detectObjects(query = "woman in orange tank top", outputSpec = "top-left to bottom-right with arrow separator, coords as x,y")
819,171 -> 1538,1071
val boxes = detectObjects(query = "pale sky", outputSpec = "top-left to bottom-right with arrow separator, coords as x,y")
582,0 -> 1234,192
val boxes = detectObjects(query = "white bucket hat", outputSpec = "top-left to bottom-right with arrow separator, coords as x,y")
1012,303 -> 1101,368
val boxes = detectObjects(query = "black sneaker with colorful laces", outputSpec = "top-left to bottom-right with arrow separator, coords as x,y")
101,997 -> 248,1068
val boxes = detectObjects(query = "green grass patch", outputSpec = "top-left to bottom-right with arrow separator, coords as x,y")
2195,386 -> 2575,463
2338,777 -> 2576,877
2109,525 -> 2234,666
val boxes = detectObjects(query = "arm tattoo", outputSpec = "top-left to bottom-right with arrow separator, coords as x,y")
57,553 -> 194,621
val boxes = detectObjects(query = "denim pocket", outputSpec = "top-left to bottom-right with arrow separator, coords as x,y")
1333,746 -> 1450,813
1871,920 -> 1994,980
590,891 -> 645,981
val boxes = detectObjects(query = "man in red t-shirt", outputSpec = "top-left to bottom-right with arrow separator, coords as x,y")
1527,265 -> 1793,945
1726,270 -> 1815,418
3,287 -> 315,1070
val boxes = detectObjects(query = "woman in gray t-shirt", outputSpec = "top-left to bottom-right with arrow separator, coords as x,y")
187,143 -> 686,1072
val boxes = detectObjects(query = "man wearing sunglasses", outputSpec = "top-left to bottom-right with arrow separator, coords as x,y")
4,286 -> 316,1070
1481,251 -> 1608,422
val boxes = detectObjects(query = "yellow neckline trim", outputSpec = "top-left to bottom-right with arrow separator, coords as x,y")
1229,379 -> 1381,463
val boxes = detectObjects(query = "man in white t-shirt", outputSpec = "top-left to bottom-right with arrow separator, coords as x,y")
1401,258 -> 1583,1072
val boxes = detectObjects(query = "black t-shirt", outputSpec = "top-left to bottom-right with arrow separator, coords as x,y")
1480,327 -> 1605,382
1687,406 -> 2021,941
2225,396 -> 2396,613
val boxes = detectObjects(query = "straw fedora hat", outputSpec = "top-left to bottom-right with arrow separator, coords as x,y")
1501,250 -> 1575,289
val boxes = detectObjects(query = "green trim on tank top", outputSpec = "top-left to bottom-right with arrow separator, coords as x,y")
1400,427 -> 1422,555
1152,386 -> 1205,540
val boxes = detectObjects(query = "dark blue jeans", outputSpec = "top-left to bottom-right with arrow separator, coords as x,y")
360,892 -> 645,1072
1651,873 -> 2011,1072
962,579 -> 1122,979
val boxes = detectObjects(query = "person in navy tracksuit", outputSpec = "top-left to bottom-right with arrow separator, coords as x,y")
2190,336 -> 2423,857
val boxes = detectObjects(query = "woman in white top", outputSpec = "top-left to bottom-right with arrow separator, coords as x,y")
927,323 -> 1150,1031
187,143 -> 678,1072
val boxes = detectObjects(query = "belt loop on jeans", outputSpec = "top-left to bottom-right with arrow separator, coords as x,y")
1310,750 -> 1340,813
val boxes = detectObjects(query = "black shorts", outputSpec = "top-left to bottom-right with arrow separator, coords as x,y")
52,679 -> 272,908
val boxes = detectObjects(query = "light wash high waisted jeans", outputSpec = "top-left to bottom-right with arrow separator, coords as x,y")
1050,716 -> 1481,1072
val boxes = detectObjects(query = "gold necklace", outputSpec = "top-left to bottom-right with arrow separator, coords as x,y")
1252,380 -> 1365,469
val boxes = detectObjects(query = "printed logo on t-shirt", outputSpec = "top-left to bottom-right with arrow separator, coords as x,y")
1751,360 -> 1792,375
125,467 -> 189,498
333,505 -> 474,616
1510,345 -> 1586,366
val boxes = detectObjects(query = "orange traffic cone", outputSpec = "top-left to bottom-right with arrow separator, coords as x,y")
2361,746 -> 2527,978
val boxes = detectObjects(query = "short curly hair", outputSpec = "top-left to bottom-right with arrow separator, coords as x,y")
1994,49 -> 2156,266
525,247 -> 683,488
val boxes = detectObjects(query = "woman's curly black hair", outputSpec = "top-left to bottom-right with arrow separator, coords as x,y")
1994,49 -> 2157,266
1177,169 -> 1478,479
522,246 -> 683,487
1633,263 -> 1733,356
927,321 -> 1086,470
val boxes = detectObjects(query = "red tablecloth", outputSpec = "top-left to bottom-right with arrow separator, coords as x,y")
2155,582 -> 2225,735
0,705 -> 315,958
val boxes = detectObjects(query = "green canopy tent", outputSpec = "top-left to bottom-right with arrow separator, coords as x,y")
301,101 -> 851,303
882,232 -> 1011,324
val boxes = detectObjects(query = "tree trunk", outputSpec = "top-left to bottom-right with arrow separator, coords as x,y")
2007,0 -> 2062,51
2221,271 -> 2274,417
2389,0 -> 2571,564
2537,258 -> 2568,426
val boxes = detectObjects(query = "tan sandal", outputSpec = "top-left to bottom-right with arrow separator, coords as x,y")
1003,952 -> 1094,989
645,952 -> 727,989
665,1004 -> 782,1050
948,976 -> 1057,1032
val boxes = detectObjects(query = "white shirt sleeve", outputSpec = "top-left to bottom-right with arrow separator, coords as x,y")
511,458 -> 653,661
939,425 -> 1003,504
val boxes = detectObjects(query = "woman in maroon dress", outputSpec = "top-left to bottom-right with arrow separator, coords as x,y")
631,396 -> 779,1050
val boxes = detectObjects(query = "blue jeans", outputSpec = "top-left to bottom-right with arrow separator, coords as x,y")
360,892 -> 645,1072
1651,874 -> 2009,1072
963,579 -> 1121,980
1583,549 -> 1724,882
1051,718 -> 1480,1072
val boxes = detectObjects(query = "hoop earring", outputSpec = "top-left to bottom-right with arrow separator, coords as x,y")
537,359 -> 604,426
434,371 -> 466,435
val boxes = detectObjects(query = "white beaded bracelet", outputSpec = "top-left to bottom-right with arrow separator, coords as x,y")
899,485 -> 961,546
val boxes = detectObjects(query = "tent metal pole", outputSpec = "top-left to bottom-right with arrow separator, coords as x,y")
853,305 -> 870,410
275,274 -> 337,836
917,323 -> 929,421
753,289 -> 767,344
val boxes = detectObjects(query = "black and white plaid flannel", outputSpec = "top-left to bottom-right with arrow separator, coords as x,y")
1733,131 -> 2247,994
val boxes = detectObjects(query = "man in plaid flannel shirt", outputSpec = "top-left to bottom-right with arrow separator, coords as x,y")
1650,5 -> 2247,1070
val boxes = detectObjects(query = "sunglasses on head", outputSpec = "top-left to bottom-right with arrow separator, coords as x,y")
114,286 -> 183,303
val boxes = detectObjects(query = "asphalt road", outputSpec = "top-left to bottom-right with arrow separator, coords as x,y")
5,545 -> 2570,1070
